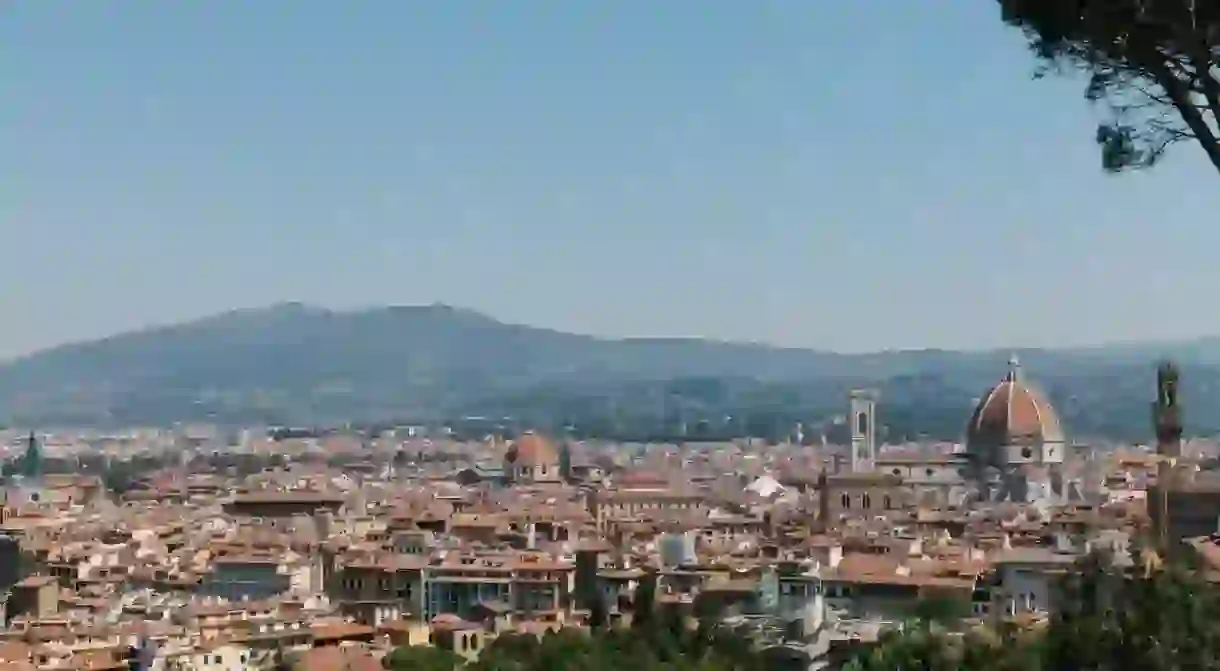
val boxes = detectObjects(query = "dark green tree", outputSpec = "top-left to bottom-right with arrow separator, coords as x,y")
630,572 -> 657,630
907,591 -> 971,628
383,644 -> 464,671
558,443 -> 572,482
855,546 -> 1220,670
390,589 -> 772,671
588,593 -> 609,632
101,462 -> 138,495
1045,546 -> 1220,670
702,622 -> 764,671
271,647 -> 296,671
467,633 -> 539,671
534,629 -> 597,671
845,625 -> 966,671
998,0 -> 1220,174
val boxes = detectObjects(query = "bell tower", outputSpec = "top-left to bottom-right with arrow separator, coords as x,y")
1151,360 -> 1185,552
1153,361 -> 1183,467
20,431 -> 43,481
849,389 -> 878,472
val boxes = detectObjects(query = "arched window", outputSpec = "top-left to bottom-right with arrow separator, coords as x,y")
862,493 -> 872,509
883,495 -> 892,509
840,493 -> 850,509
857,412 -> 869,436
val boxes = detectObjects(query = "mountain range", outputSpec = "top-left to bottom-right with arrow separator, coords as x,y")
0,302 -> 1216,439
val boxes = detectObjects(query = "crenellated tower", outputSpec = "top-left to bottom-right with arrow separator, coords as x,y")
1153,360 -> 1184,485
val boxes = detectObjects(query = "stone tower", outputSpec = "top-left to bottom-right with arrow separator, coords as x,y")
849,389 -> 878,472
1151,363 -> 1180,490
20,431 -> 43,481
1150,360 -> 1185,551
1153,361 -> 1183,472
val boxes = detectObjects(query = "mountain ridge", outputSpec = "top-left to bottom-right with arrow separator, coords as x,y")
12,301 -> 1220,364
1,302 -> 1218,436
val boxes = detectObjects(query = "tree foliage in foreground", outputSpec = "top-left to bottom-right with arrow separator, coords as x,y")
383,645 -> 465,671
999,0 -> 1220,174
383,622 -> 770,671
385,588 -> 775,671
849,547 -> 1220,670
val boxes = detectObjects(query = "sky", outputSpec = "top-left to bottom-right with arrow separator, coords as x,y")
3,1 -> 1219,359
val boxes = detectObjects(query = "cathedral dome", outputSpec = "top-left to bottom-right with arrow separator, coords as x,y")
505,432 -> 559,467
966,356 -> 1065,466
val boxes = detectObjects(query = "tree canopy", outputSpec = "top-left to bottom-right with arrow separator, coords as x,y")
383,644 -> 465,671
999,0 -> 1220,174
384,582 -> 777,671
382,546 -> 1220,671
848,546 -> 1220,670
383,624 -> 775,671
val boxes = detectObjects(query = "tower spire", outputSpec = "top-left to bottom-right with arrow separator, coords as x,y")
1006,353 -> 1022,382
21,431 -> 42,480
1152,360 -> 1184,551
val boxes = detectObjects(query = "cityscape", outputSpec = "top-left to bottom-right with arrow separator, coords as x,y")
5,1 -> 1220,670
0,352 -> 1210,669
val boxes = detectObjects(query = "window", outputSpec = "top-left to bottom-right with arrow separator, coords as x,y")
862,493 -> 872,508
892,468 -> 902,476
925,468 -> 935,478
857,412 -> 869,436
840,493 -> 850,509
883,496 -> 892,509
1021,447 -> 1033,459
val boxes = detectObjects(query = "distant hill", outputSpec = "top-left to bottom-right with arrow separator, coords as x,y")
1,302 -> 1219,438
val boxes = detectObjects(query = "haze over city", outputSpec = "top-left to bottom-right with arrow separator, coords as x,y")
4,1 -> 1220,360
4,3 -> 1220,671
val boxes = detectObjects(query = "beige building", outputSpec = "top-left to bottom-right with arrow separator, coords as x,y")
817,471 -> 907,524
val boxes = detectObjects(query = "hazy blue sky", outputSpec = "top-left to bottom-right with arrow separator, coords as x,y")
3,1 -> 1218,359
